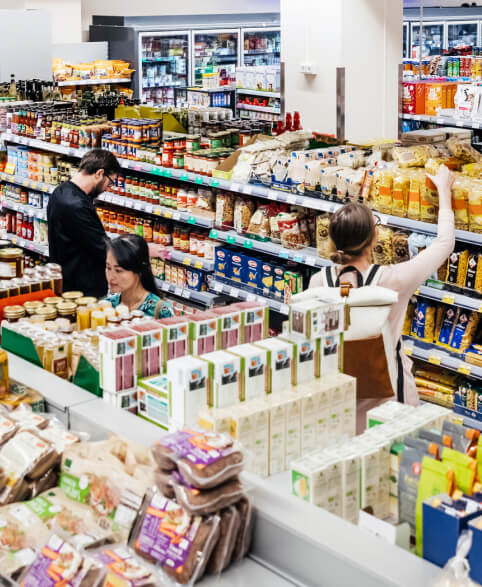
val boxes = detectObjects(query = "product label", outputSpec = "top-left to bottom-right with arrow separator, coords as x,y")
0,431 -> 49,484
135,494 -> 199,568
292,470 -> 310,501
0,261 -> 16,278
157,430 -> 234,468
93,546 -> 154,586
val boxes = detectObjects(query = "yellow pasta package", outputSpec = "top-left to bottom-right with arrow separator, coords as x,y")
445,250 -> 469,286
462,163 -> 482,178
403,299 -> 416,336
376,170 -> 394,214
465,252 -> 482,293
408,174 -> 421,221
452,177 -> 470,231
372,226 -> 394,265
468,180 -> 482,234
391,171 -> 410,218
421,172 -> 438,223
434,304 -> 445,342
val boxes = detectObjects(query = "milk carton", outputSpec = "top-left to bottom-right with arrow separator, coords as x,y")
254,338 -> 293,394
200,350 -> 241,409
265,395 -> 287,475
279,335 -> 320,385
227,344 -> 267,401
166,356 -> 208,428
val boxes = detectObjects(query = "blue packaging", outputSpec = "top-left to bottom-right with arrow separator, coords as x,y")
260,260 -> 274,292
215,248 -> 231,279
187,268 -> 204,291
272,266 -> 286,299
230,252 -> 246,283
245,256 -> 262,289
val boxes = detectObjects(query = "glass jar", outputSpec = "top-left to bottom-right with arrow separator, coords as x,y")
35,305 -> 57,321
57,301 -> 77,323
77,296 -> 97,307
4,305 -> 26,323
43,296 -> 62,307
0,248 -> 23,279
24,300 -> 44,316
62,291 -> 83,302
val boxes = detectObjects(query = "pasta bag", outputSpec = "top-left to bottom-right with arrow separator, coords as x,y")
468,180 -> 482,234
422,173 -> 439,223
372,226 -> 394,266
403,299 -> 416,336
375,170 -> 393,214
391,171 -> 410,218
452,177 -> 470,231
408,174 -> 421,221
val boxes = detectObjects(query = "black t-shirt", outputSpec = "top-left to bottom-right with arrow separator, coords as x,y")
47,181 -> 108,298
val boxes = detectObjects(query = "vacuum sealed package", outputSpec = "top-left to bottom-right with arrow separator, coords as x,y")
19,534 -> 104,586
152,430 -> 245,490
0,413 -> 18,445
442,420 -> 479,456
173,475 -> 243,516
232,495 -> 254,562
9,406 -> 48,430
130,491 -> 221,585
90,544 -> 162,586
38,420 -> 80,456
206,506 -> 241,575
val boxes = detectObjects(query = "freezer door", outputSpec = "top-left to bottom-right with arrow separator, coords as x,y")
193,29 -> 240,86
410,22 -> 445,58
139,31 -> 190,105
447,21 -> 478,50
242,27 -> 281,66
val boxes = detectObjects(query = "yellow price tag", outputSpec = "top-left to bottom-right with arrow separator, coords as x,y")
404,347 -> 413,357
22,181 -> 28,187
164,211 -> 172,219
458,364 -> 471,376
414,289 -> 420,296
442,294 -> 455,305
428,354 -> 441,366
42,186 -> 48,193
11,238 -> 16,245
182,258 -> 191,266
154,208 -> 162,216
31,182 -> 37,190
478,303 -> 482,313
194,261 -> 203,270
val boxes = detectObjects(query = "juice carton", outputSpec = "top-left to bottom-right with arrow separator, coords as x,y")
137,374 -> 171,429
99,328 -> 137,394
227,343 -> 267,401
158,317 -> 189,372
200,350 -> 241,409
254,338 -> 293,394
212,306 -> 242,349
166,355 -> 208,429
188,311 -> 218,356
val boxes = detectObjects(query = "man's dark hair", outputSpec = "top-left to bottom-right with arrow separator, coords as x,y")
79,149 -> 122,176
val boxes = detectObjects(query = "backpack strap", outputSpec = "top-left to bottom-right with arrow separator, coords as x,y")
154,300 -> 164,320
335,266 -> 364,288
364,264 -> 381,286
396,339 -> 405,403
325,266 -> 335,288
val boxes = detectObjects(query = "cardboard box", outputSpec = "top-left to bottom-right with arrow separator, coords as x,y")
279,335 -> 320,385
232,301 -> 268,343
137,374 -> 171,430
188,311 -> 218,356
245,256 -> 262,289
272,266 -> 285,299
230,251 -> 245,283
212,306 -> 242,349
289,299 -> 344,339
128,320 -> 163,378
254,338 -> 293,394
99,328 -> 137,394
158,317 -> 189,372
227,344 -> 267,401
200,350 -> 241,408
166,355 -> 208,429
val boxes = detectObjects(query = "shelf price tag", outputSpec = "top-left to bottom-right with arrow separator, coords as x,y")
194,261 -> 203,270
230,183 -> 240,193
287,195 -> 297,205
305,256 -> 317,266
213,282 -> 223,293
184,290 -> 191,300
279,303 -> 289,314
164,169 -> 172,178
174,287 -> 183,296
22,181 -> 28,187
164,211 -> 172,219
243,239 -> 253,249
456,120 -> 464,127
457,364 -> 472,376
293,255 -> 303,263
187,216 -> 196,225
209,230 -> 218,239
182,258 -> 191,266
414,289 -> 420,296
279,251 -> 289,259
210,179 -> 220,188
145,204 -> 153,214
31,182 -> 37,190
173,212 -> 181,221
243,185 -> 253,195
134,165 -> 143,172
180,172 -> 189,181
154,208 -> 162,216
428,352 -> 442,366
229,287 -> 239,297
246,293 -> 256,302
11,238 -> 16,245
404,346 -> 413,357
227,235 -> 236,244
441,294 -> 455,305
195,176 -> 203,185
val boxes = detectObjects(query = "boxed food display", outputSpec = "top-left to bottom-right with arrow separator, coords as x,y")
272,265 -> 286,299
158,317 -> 189,371
278,391 -> 302,466
227,344 -> 267,401
265,394 -> 287,475
245,256 -> 263,289
279,335 -> 320,383
289,298 -> 344,339
233,301 -> 268,343
166,355 -> 208,429
200,350 -> 241,409
213,306 -> 242,349
128,320 -> 163,378
103,388 -> 138,412
189,311 -> 218,355
320,335 -> 340,375
198,406 -> 232,435
99,328 -> 137,394
137,374 -> 171,430
254,338 -> 293,394
230,400 -> 269,477
215,247 -> 231,279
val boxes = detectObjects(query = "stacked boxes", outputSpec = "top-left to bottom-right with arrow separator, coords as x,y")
227,344 -> 267,402
158,317 -> 189,371
99,328 -> 137,411
166,356 -> 208,429
200,350 -> 241,408
254,338 -> 293,394
128,320 -> 163,378
137,375 -> 171,430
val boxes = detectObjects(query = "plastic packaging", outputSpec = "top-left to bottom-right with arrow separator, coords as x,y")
431,531 -> 476,587
173,476 -> 244,516
206,505 -> 241,575
232,495 -> 254,562
89,543 -> 162,586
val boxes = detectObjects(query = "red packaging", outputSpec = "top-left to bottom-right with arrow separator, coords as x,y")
403,82 -> 416,114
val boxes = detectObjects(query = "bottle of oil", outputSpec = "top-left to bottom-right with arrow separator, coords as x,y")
8,74 -> 17,100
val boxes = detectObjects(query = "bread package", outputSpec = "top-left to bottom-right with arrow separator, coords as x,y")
90,544 -> 160,586
207,505 -> 241,575
151,430 -> 244,490
172,474 -> 244,516
232,495 -> 254,562
130,491 -> 220,585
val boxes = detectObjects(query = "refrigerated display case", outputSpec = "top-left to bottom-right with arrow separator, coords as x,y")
404,23 -> 409,59
193,30 -> 239,86
242,28 -> 280,66
139,31 -> 189,106
411,22 -> 444,58
447,21 -> 479,49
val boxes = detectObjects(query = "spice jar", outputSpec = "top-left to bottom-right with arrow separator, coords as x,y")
0,248 -> 23,279
57,301 -> 77,323
4,305 -> 26,323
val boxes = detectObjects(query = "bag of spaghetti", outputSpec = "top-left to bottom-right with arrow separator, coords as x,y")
468,179 -> 482,234
447,137 -> 481,163
452,176 -> 470,231
448,310 -> 480,355
374,169 -> 394,214
391,170 -> 410,218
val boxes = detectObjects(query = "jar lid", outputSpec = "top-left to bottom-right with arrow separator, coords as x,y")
0,248 -> 22,258
4,305 -> 26,318
35,306 -> 57,319
62,291 -> 83,301
43,296 -> 62,306
77,296 -> 97,306
57,301 -> 77,313
24,300 -> 44,310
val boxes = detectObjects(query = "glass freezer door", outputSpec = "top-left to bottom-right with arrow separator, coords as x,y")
242,28 -> 280,66
403,23 -> 409,59
139,31 -> 190,106
411,22 -> 444,58
193,29 -> 239,86
447,21 -> 478,49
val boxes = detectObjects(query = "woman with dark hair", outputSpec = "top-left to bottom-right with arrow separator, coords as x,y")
105,234 -> 174,318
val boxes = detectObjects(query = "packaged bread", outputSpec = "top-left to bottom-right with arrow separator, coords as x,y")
151,430 -> 244,490
447,137 -> 481,163
9,406 -> 48,430
468,181 -> 482,234
90,544 -> 161,586
207,505 -> 241,575
446,250 -> 469,286
232,495 -> 254,562
215,192 -> 234,229
391,171 -> 410,217
449,310 -> 480,354
130,491 -> 220,585
392,231 -> 410,264
19,534 -> 104,586
316,214 -> 331,260
465,252 -> 482,293
28,468 -> 58,499
372,226 -> 393,266
171,474 -> 244,516
233,197 -> 255,234
38,421 -> 80,457
452,177 -> 470,231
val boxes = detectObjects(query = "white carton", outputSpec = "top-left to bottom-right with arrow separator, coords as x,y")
299,388 -> 318,455
320,335 -> 340,375
357,445 -> 380,512
231,400 -> 269,477
291,455 -> 320,503
254,338 -> 293,394
200,350 -> 241,409
137,375 -> 171,430
327,446 -> 360,524
166,355 -> 208,429
265,395 -> 287,475
310,454 -> 342,516
227,344 -> 267,402
198,406 -> 232,435
279,335 -> 319,384
279,391 -> 301,467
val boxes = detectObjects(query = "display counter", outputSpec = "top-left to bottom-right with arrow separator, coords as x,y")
6,352 -> 444,587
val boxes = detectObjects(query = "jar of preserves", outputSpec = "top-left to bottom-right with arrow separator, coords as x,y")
43,296 -> 62,307
185,134 -> 201,152
3,305 -> 26,323
35,305 -> 57,321
172,227 -> 180,250
57,301 -> 77,323
24,300 -> 44,316
173,150 -> 184,169
0,248 -> 23,279
180,228 -> 190,253
62,291 -> 83,302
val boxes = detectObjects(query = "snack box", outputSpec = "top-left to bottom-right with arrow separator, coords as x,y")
200,350 -> 241,409
127,320 -> 163,378
227,343 -> 267,402
289,297 -> 345,338
198,406 -> 232,435
232,301 -> 269,343
99,328 -> 137,394
260,260 -> 274,292
279,335 -> 320,384
166,355 -> 208,429
188,311 -> 218,356
212,306 -> 242,349
272,265 -> 286,299
254,338 -> 293,394
230,400 -> 269,477
137,374 -> 171,430
230,251 -> 246,283
158,317 -> 189,371
103,389 -> 138,413
215,247 -> 231,279
245,256 -> 263,289
320,334 -> 340,375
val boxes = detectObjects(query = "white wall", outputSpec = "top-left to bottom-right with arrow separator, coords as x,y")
24,0 -> 82,44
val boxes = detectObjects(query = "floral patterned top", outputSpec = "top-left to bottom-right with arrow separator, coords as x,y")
105,292 -> 174,318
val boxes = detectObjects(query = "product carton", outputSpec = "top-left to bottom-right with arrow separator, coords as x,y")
291,455 -> 323,504
298,387 -> 318,455
200,350 -> 241,408
215,247 -> 231,279
320,335 -> 340,375
232,301 -> 268,343
245,256 -> 262,289
231,401 -> 269,477
158,317 -> 189,372
128,320 -> 163,378
292,453 -> 342,515
279,334 -> 320,384
137,374 -> 171,430
299,380 -> 331,446
99,328 -> 137,394
357,445 -> 380,513
259,260 -> 274,293
278,391 -> 301,466
227,343 -> 267,402
254,338 -> 293,394
198,406 -> 232,435
272,266 -> 285,299
103,389 -> 138,413
212,306 -> 242,349
289,298 -> 345,339
188,311 -> 218,356
265,394 -> 287,475
327,446 -> 360,524
166,355 -> 208,429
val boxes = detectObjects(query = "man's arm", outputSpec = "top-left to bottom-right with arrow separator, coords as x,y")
63,201 -> 108,261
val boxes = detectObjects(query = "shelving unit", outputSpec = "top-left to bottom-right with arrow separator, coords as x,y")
57,78 -> 132,87
401,112 -> 482,130
155,278 -> 220,307
210,277 -> 290,315
417,284 -> 482,313
1,200 -> 47,221
5,232 -> 48,256
165,247 -> 214,271
236,88 -> 281,98
236,103 -> 280,114
0,172 -> 55,194
402,336 -> 481,380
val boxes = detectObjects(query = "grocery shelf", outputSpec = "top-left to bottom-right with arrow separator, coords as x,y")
57,78 -> 132,86
210,228 -> 331,269
210,277 -> 289,314
165,247 -> 214,271
401,112 -> 482,130
155,278 -> 220,307
1,200 -> 47,221
97,192 -> 215,229
0,172 -> 55,194
185,85 -> 236,92
236,88 -> 281,98
417,284 -> 482,313
236,103 -> 281,114
2,132 -> 83,157
402,336 -> 481,380
5,232 -> 48,256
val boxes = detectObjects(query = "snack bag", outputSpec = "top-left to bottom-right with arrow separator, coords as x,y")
316,214 -> 331,260
233,197 -> 255,234
372,226 -> 393,265
422,173 -> 438,223
446,250 -> 469,287
392,231 -> 410,264
468,181 -> 482,234
441,447 -> 477,496
408,174 -> 421,220
438,306 -> 459,347
447,137 -> 481,163
452,178 -> 470,231
376,170 -> 393,214
391,171 -> 410,218
403,299 -> 416,336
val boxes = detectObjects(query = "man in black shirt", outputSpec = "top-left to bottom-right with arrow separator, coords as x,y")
47,149 -> 121,298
